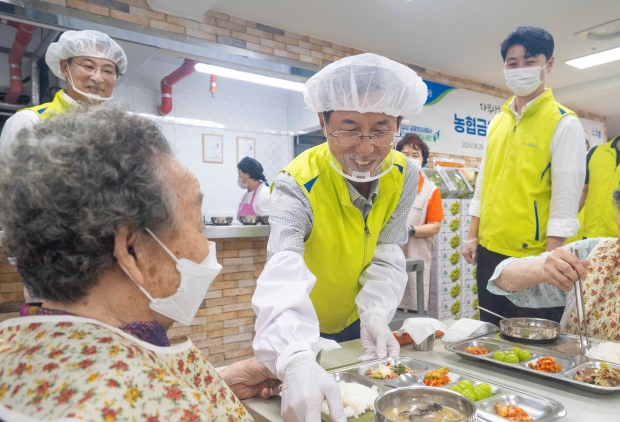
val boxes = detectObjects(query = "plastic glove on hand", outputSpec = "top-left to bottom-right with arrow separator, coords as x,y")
462,238 -> 478,265
280,352 -> 346,422
359,310 -> 400,362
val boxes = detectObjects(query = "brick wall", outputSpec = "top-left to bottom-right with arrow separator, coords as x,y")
167,237 -> 266,366
0,247 -> 22,323
35,0 -> 604,125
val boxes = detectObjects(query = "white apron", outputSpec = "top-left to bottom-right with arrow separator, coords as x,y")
399,177 -> 437,311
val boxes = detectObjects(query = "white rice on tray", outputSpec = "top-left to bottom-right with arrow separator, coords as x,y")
321,381 -> 379,419
586,341 -> 620,365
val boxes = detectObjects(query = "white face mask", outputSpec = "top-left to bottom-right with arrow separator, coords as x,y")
411,158 -> 422,169
237,177 -> 248,189
503,62 -> 549,97
67,67 -> 113,103
120,228 -> 222,326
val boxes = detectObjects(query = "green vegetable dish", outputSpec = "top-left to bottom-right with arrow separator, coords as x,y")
450,234 -> 461,249
450,300 -> 461,315
449,201 -> 460,215
449,218 -> 460,232
472,298 -> 479,310
449,251 -> 460,265
450,267 -> 461,282
450,284 -> 461,298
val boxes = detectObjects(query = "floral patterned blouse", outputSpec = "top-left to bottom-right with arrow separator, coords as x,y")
488,237 -> 620,341
0,315 -> 254,422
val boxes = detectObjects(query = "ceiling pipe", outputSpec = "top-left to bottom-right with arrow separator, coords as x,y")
30,29 -> 60,106
1,19 -> 37,104
158,59 -> 196,116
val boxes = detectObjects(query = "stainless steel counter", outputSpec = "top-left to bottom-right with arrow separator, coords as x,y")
202,224 -> 270,239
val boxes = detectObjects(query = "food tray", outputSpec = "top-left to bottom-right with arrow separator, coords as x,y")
324,357 -> 566,422
445,333 -> 620,395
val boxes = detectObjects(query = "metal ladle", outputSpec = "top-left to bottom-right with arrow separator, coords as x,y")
477,306 -> 529,328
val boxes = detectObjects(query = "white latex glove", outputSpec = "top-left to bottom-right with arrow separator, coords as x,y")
462,237 -> 478,265
358,308 -> 400,362
278,351 -> 346,422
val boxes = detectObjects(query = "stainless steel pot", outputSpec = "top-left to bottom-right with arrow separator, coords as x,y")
375,387 -> 476,422
238,215 -> 259,225
500,318 -> 561,344
211,216 -> 233,226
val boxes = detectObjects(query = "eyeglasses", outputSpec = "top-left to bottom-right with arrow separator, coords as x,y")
71,61 -> 118,81
329,130 -> 399,147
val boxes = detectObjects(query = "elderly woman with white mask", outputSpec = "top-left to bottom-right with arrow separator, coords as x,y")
0,105 -> 278,421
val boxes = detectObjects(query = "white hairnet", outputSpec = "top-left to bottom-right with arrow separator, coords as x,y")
46,30 -> 127,80
303,53 -> 428,120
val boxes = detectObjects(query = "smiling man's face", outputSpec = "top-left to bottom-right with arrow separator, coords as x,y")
320,110 -> 399,179
60,56 -> 117,101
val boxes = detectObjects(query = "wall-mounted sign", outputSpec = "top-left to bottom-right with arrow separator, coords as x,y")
581,117 -> 606,149
202,134 -> 224,163
237,137 -> 256,163
401,80 -> 505,159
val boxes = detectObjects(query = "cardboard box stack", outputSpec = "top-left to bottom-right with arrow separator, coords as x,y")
428,199 -> 479,321
428,199 -> 463,321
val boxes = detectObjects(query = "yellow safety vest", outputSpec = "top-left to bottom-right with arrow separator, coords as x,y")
17,89 -> 75,120
283,143 -> 406,334
479,89 -> 578,257
582,137 -> 620,238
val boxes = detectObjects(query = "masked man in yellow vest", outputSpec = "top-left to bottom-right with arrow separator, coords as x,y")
577,135 -> 620,239
0,30 -> 127,155
462,26 -> 586,326
252,54 -> 427,422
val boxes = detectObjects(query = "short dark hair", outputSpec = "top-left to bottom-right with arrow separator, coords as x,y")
500,26 -> 554,62
396,133 -> 429,167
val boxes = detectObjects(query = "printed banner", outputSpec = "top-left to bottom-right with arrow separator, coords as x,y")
401,80 -> 504,159
581,117 -> 606,149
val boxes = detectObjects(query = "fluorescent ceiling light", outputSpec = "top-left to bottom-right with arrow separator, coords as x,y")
566,46 -> 620,69
195,63 -> 304,91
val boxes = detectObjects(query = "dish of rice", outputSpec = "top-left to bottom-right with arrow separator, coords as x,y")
321,381 -> 379,418
586,342 -> 620,365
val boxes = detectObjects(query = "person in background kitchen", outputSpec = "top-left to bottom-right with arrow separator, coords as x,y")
237,156 -> 271,217
0,29 -> 127,155
0,105 -> 279,421
488,187 -> 620,342
395,133 -> 444,313
252,53 -> 428,422
462,26 -> 586,325
0,29 -> 127,308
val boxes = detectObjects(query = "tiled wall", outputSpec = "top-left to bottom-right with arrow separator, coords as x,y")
113,64 -> 295,216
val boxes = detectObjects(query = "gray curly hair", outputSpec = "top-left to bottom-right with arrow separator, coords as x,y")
0,104 -> 175,302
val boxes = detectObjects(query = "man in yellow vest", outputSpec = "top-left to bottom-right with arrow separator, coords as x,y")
0,30 -> 126,305
252,54 -> 427,422
0,30 -> 127,155
577,135 -> 620,238
462,26 -> 586,326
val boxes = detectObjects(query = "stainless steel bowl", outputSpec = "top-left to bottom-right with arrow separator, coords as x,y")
211,216 -> 233,226
238,215 -> 260,225
259,215 -> 270,225
500,318 -> 561,344
375,387 -> 476,422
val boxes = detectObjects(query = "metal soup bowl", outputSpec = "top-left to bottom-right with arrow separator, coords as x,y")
375,387 -> 476,422
211,216 -> 233,226
238,215 -> 260,225
500,318 -> 561,344
259,215 -> 270,225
